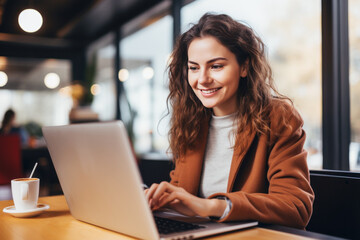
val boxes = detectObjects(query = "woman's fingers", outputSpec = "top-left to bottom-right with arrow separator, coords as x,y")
145,183 -> 159,202
146,182 -> 212,217
151,191 -> 196,216
155,190 -> 181,208
152,186 -> 195,212
152,182 -> 178,205
146,182 -> 174,208
158,190 -> 214,217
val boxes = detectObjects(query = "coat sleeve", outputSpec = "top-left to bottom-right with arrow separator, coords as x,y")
209,105 -> 314,229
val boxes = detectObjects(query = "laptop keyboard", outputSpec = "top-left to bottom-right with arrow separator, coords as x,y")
154,216 -> 205,235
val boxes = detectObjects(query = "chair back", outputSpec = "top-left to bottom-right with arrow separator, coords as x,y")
138,155 -> 173,187
0,135 -> 22,184
307,170 -> 360,239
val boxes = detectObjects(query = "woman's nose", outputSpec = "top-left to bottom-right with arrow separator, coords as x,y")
198,69 -> 212,84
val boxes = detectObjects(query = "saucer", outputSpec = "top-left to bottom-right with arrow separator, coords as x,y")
3,203 -> 50,218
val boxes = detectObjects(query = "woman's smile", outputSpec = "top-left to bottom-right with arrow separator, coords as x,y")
199,87 -> 222,96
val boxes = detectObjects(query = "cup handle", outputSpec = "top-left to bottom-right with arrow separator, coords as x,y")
21,184 -> 29,200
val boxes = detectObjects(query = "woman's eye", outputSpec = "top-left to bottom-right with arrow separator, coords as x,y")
188,66 -> 198,71
211,64 -> 223,70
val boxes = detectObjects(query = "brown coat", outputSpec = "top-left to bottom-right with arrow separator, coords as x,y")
169,100 -> 314,229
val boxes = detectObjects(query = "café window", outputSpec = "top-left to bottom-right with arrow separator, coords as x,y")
0,57 -> 72,147
349,0 -> 360,171
120,15 -> 172,154
88,33 -> 117,121
181,0 -> 322,169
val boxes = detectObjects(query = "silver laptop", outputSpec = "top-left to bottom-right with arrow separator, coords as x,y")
42,121 -> 257,240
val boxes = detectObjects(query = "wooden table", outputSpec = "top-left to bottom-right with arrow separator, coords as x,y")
0,195 -> 335,240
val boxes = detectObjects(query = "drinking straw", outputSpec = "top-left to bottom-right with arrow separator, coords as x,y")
29,162 -> 38,178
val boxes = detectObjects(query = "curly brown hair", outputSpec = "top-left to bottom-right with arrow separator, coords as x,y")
167,13 -> 289,160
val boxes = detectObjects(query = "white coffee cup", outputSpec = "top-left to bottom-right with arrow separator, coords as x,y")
11,178 -> 39,211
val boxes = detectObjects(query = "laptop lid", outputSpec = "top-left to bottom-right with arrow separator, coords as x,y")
43,121 -> 257,240
43,121 -> 159,240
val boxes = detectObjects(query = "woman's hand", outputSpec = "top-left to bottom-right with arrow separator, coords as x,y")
144,181 -> 227,218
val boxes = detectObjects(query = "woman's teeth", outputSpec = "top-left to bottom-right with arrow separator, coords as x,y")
201,88 -> 220,94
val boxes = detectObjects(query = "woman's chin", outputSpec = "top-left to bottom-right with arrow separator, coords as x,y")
200,103 -> 215,110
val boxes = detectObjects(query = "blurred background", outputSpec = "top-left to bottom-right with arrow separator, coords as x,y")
0,0 -> 359,199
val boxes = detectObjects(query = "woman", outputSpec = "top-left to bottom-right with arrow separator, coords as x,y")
0,109 -> 16,134
145,13 -> 314,229
0,109 -> 29,145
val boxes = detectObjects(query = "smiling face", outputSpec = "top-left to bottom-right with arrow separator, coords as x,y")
187,36 -> 247,116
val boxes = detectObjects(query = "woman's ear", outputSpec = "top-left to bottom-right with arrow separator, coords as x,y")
240,60 -> 249,78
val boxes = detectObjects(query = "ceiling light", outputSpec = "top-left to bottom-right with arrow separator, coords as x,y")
18,9 -> 43,33
90,84 -> 101,95
118,68 -> 129,82
0,71 -> 8,87
44,73 -> 60,89
142,67 -> 154,80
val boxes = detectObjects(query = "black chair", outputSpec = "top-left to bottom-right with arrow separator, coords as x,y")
307,170 -> 360,239
138,154 -> 173,187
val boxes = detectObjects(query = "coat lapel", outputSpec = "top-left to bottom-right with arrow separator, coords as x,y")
178,123 -> 209,195
227,129 -> 256,192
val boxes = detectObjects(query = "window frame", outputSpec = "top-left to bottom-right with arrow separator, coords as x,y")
322,0 -> 350,170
